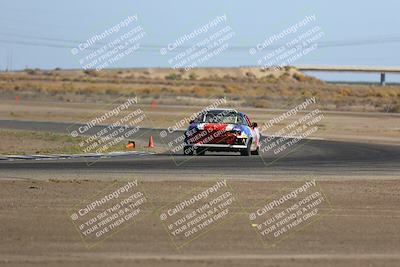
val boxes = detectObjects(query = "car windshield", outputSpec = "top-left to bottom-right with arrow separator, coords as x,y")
198,110 -> 239,124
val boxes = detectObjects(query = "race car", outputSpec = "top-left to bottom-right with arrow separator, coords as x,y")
183,109 -> 260,156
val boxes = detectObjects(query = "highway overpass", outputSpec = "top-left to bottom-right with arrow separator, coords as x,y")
295,65 -> 400,86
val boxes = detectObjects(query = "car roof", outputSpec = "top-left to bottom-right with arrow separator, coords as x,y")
207,108 -> 238,113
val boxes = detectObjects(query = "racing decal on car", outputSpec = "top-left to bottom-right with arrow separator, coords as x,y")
183,109 -> 260,156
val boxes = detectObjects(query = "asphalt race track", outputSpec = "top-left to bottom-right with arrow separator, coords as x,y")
0,119 -> 399,178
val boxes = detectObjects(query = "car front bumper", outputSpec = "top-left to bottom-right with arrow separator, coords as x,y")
185,143 -> 248,152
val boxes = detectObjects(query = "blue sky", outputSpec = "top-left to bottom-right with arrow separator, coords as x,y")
1,0 -> 399,81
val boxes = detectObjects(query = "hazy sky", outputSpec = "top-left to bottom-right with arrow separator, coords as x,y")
1,0 -> 399,81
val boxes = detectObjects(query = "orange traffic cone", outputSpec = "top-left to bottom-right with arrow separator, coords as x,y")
126,141 -> 135,149
148,136 -> 155,148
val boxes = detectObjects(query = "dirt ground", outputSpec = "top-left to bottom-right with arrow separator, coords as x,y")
0,178 -> 399,267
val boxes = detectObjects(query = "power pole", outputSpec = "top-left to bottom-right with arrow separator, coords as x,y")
5,47 -> 11,72
5,48 -> 8,71
380,73 -> 386,86
9,48 -> 12,71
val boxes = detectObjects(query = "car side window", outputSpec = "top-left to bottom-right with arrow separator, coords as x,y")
237,114 -> 247,126
193,114 -> 204,123
244,115 -> 252,126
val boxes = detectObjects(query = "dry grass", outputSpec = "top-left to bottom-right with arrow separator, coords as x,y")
0,129 -> 150,155
0,129 -> 85,155
0,67 -> 399,112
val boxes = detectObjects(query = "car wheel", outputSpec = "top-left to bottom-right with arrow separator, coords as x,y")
196,148 -> 206,156
251,146 -> 259,155
183,146 -> 194,155
240,139 -> 252,156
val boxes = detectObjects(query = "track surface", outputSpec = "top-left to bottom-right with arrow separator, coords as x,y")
0,119 -> 399,177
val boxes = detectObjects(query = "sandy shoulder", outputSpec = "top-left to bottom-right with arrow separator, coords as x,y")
0,179 -> 399,266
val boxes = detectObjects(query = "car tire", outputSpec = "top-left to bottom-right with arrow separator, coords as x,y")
196,148 -> 206,156
251,146 -> 259,155
240,139 -> 252,156
183,146 -> 194,156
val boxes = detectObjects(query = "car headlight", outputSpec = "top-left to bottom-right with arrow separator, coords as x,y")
196,123 -> 205,130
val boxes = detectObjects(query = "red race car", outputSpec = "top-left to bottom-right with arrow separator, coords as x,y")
183,109 -> 260,156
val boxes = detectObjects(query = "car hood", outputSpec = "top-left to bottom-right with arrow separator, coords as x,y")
188,123 -> 245,132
